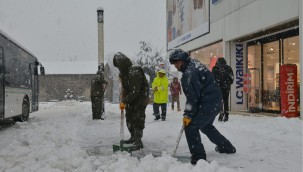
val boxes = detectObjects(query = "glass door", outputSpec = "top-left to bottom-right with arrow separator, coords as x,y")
262,41 -> 280,111
247,45 -> 262,112
247,28 -> 299,114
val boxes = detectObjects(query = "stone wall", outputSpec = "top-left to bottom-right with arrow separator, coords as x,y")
39,74 -> 114,102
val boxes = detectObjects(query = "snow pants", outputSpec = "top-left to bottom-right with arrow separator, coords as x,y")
153,103 -> 167,119
171,95 -> 180,110
220,87 -> 230,117
184,112 -> 232,156
125,102 -> 147,146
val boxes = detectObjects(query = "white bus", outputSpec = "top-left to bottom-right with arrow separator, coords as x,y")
0,29 -> 44,122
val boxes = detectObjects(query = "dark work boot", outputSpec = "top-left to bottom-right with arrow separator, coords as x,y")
223,112 -> 229,122
215,140 -> 236,154
161,114 -> 166,121
123,136 -> 135,144
130,140 -> 144,151
223,115 -> 229,122
218,113 -> 224,121
190,154 -> 206,165
130,129 -> 144,151
154,114 -> 160,120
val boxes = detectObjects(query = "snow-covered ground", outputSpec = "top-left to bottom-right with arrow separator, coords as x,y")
0,101 -> 302,172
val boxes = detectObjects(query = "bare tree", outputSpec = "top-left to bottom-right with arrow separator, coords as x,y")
136,41 -> 164,84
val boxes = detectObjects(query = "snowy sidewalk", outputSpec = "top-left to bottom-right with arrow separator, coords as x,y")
0,101 -> 302,172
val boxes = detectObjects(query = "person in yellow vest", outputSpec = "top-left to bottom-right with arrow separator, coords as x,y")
152,69 -> 169,121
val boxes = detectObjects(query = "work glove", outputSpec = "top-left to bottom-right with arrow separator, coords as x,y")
119,102 -> 126,110
183,116 -> 192,127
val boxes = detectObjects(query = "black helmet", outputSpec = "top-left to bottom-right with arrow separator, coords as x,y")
169,49 -> 189,64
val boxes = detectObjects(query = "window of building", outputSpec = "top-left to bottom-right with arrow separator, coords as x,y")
189,41 -> 223,71
247,29 -> 300,114
262,40 -> 280,111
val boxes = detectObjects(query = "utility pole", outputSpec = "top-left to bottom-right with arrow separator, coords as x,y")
97,7 -> 105,116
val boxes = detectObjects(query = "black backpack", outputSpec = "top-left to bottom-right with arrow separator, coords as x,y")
214,65 -> 234,87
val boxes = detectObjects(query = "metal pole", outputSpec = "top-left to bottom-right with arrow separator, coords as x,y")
97,7 -> 106,116
97,7 -> 104,68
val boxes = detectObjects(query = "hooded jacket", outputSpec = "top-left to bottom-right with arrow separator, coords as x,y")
180,59 -> 222,119
170,77 -> 182,97
113,52 -> 149,106
212,58 -> 234,89
91,75 -> 107,97
152,69 -> 169,104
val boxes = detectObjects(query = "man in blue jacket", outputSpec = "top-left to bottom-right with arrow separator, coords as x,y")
169,49 -> 236,165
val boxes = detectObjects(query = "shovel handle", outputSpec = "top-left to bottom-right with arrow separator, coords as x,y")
120,109 -> 124,142
172,125 -> 184,157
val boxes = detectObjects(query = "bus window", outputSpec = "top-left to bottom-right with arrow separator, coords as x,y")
0,46 -> 3,118
40,66 -> 45,75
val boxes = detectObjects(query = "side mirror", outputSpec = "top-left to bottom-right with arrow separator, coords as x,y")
40,66 -> 45,75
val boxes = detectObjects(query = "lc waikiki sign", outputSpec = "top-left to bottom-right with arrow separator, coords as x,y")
235,43 -> 244,105
230,42 -> 245,111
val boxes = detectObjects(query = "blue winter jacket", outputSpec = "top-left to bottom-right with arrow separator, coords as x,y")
181,59 -> 222,119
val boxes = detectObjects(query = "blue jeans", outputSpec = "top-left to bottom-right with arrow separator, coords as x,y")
153,103 -> 167,119
184,113 -> 230,156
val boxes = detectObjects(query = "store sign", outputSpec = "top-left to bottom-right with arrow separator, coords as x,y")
235,43 -> 244,104
280,64 -> 298,117
166,0 -> 210,50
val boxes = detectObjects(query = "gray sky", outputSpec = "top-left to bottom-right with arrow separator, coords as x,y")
0,0 -> 166,73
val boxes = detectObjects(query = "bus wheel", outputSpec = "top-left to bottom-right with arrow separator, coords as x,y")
15,100 -> 29,122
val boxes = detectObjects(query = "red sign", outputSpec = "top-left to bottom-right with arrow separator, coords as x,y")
280,64 -> 298,118
209,56 -> 218,71
243,73 -> 251,93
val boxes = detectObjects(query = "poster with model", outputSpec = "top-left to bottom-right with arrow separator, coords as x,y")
167,0 -> 209,50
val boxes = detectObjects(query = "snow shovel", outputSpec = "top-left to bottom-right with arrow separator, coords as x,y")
112,109 -> 132,153
172,125 -> 184,157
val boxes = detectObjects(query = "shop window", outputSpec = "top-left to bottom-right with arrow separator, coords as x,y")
247,45 -> 262,112
190,41 -> 223,71
262,41 -> 280,111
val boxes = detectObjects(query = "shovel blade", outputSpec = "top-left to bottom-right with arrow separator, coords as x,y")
113,144 -> 132,153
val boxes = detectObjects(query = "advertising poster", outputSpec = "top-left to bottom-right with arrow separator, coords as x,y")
167,0 -> 210,50
280,64 -> 298,117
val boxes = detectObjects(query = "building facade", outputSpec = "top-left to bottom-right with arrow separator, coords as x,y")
167,0 -> 302,117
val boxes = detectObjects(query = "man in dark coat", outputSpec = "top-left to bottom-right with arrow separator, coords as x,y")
169,49 -> 236,165
212,57 -> 234,122
113,52 -> 149,151
91,70 -> 108,120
